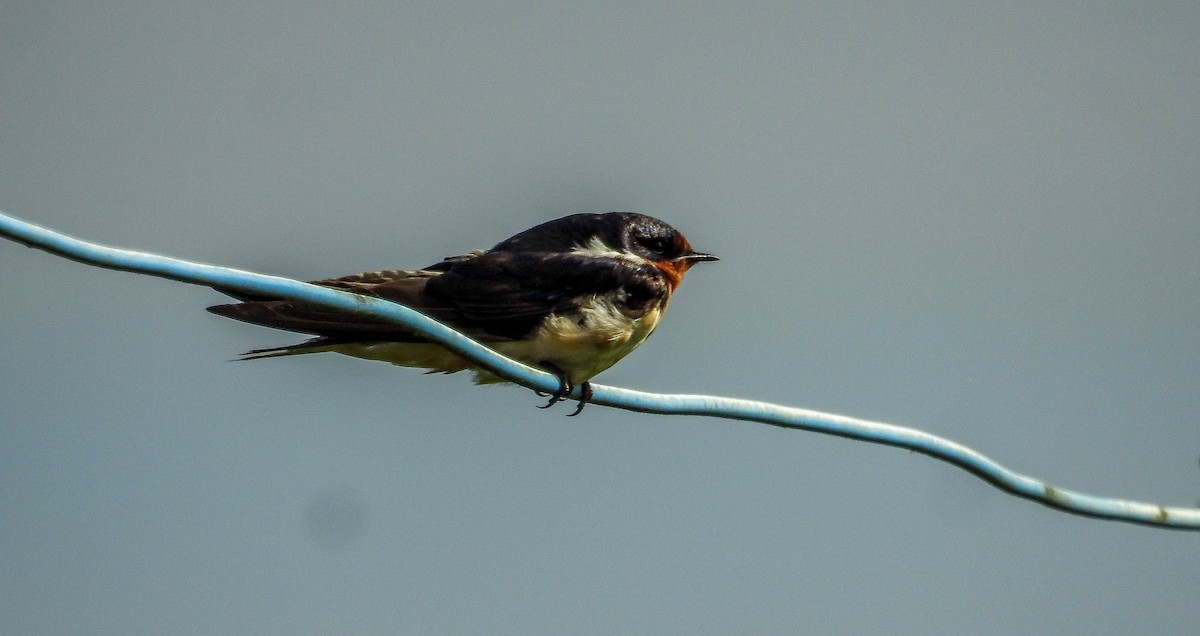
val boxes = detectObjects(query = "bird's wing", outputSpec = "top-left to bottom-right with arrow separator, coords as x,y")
420,251 -> 668,339
207,251 -> 667,342
206,267 -> 446,341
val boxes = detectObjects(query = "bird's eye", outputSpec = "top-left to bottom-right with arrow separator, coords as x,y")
638,235 -> 668,254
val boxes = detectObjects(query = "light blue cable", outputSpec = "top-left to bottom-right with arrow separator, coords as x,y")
3,210 -> 1197,530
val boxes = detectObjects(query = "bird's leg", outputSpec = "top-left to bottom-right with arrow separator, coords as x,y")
536,361 -> 573,409
567,381 -> 593,417
535,362 -> 592,415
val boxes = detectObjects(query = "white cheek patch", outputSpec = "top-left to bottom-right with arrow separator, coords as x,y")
571,236 -> 647,264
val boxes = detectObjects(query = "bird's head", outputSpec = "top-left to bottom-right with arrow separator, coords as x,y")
492,212 -> 717,288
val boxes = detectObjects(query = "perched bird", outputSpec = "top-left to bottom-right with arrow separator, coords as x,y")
207,212 -> 717,414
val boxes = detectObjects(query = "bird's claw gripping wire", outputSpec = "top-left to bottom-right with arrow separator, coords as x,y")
536,361 -> 593,416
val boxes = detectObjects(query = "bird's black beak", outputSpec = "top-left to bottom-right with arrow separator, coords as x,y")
682,251 -> 719,263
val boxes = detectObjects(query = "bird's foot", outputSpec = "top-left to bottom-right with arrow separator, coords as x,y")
536,361 -> 592,416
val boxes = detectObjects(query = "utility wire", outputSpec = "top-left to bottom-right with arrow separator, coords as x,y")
2,210 -> 1197,530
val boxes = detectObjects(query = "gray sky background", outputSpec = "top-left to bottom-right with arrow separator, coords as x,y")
2,2 -> 1198,634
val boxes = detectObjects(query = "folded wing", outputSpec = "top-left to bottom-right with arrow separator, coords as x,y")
206,251 -> 668,344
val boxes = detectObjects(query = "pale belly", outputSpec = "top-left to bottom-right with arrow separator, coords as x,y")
332,300 -> 665,385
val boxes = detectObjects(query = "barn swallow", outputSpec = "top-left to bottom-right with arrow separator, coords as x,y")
207,212 -> 716,414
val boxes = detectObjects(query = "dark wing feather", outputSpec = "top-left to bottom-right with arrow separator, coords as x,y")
206,268 -> 452,341
207,251 -> 667,342
422,251 -> 667,339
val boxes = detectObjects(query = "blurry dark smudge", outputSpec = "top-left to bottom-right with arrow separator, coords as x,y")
303,489 -> 368,549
